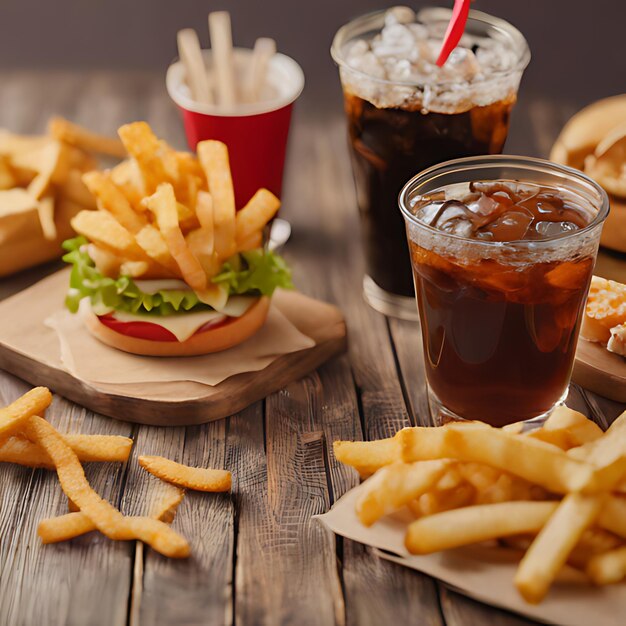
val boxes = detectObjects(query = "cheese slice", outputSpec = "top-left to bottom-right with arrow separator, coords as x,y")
134,279 -> 191,294
89,294 -> 258,343
110,308 -> 227,342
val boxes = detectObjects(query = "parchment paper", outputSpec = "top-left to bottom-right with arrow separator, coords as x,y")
316,483 -> 626,626
45,304 -> 315,386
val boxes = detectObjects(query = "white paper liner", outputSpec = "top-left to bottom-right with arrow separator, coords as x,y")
44,304 -> 315,386
316,483 -> 626,626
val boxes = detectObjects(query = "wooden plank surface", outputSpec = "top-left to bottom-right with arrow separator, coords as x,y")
0,70 -> 624,626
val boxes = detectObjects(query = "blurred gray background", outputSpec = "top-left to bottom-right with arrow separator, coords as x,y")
1,0 -> 624,109
0,0 -> 624,162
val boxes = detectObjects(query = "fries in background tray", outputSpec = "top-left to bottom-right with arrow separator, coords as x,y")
334,406 -> 626,604
0,387 -> 232,558
0,117 -> 124,277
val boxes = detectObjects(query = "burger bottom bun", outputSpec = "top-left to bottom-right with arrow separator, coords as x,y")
80,297 -> 270,356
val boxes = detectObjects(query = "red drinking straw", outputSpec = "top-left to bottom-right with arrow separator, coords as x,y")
436,0 -> 471,67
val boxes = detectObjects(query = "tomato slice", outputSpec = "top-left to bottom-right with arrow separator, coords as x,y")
98,313 -> 233,342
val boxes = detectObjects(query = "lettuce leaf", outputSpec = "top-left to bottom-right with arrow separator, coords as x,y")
62,237 -> 292,316
211,249 -> 293,295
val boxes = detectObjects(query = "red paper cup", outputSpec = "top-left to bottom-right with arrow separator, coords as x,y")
167,49 -> 304,209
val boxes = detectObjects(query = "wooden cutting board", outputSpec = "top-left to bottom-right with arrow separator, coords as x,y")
0,270 -> 347,425
573,338 -> 626,402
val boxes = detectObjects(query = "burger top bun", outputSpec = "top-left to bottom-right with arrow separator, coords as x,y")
550,94 -> 626,253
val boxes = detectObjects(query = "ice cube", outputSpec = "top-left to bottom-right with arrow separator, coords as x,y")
373,24 -> 416,58
486,211 -> 533,242
446,218 -> 474,238
407,23 -> 429,41
534,221 -> 580,238
387,59 -> 413,81
417,39 -> 440,64
441,48 -> 480,81
348,51 -> 386,79
345,39 -> 369,65
468,193 -> 501,217
385,6 -> 417,26
434,200 -> 472,225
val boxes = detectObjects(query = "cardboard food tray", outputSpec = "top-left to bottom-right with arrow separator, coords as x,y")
0,270 -> 347,425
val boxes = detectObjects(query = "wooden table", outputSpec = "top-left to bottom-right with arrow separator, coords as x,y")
1,70 -> 625,626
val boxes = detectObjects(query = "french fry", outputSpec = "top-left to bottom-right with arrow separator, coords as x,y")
568,410 -> 626,465
457,462 -> 501,491
39,483 -> 186,544
118,122 -> 178,195
138,455 -> 231,492
514,493 -> 605,603
82,171 -> 147,234
568,528 -> 624,569
235,188 -> 280,244
149,483 -> 186,524
237,230 -> 263,252
47,116 -> 127,159
333,436 -> 401,477
60,169 -> 97,210
0,433 -> 133,468
197,140 -> 236,259
435,465 -> 463,491
185,229 -> 221,279
119,260 -> 152,278
25,416 -> 189,558
134,224 -> 181,276
400,423 -> 597,494
411,482 -> 476,517
586,545 -> 626,585
0,188 -> 39,217
36,196 -> 57,241
195,189 -> 213,228
0,130 -> 50,157
88,244 -> 123,277
21,140 -> 76,200
110,158 -> 146,209
356,460 -> 451,526
143,183 -> 207,291
0,156 -> 16,190
0,387 -> 51,440
597,496 -> 626,538
39,512 -> 96,544
405,501 -> 559,554
175,201 -> 200,232
529,406 -> 603,450
71,210 -> 148,262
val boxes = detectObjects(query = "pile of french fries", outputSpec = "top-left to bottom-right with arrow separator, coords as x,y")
0,387 -> 231,558
334,407 -> 626,604
70,121 -> 280,297
0,117 -> 125,276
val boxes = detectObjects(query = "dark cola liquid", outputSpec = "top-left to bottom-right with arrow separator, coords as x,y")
344,92 -> 516,296
410,182 -> 594,426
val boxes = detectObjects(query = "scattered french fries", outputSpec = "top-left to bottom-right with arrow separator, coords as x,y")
0,433 -> 132,468
138,455 -> 232,492
39,483 -> 185,544
0,388 -> 232,559
334,406 -> 626,604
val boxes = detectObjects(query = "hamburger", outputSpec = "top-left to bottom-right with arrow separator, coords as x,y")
62,122 -> 292,356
